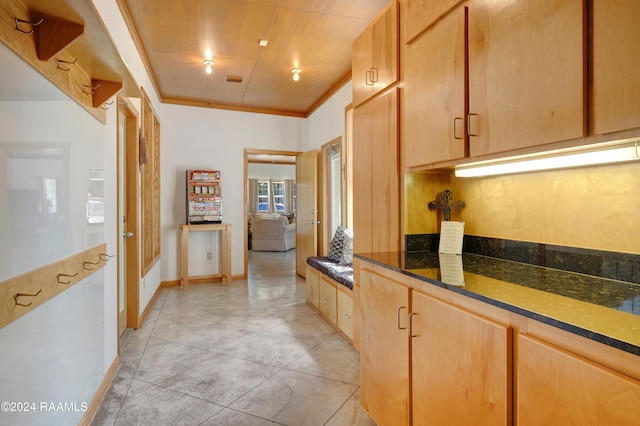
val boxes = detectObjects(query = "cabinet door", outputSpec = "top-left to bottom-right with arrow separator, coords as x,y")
403,0 -> 465,42
404,7 -> 466,168
352,2 -> 398,107
370,1 -> 398,96
360,268 -> 410,426
319,279 -> 337,324
593,0 -> 640,134
306,267 -> 320,308
468,0 -> 585,156
352,22 -> 374,107
352,89 -> 400,254
518,334 -> 640,425
370,89 -> 400,252
411,291 -> 511,425
352,103 -> 374,254
337,289 -> 353,341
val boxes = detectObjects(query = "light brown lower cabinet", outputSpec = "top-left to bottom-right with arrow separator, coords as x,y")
517,334 -> 640,425
319,279 -> 337,324
357,259 -> 640,425
306,268 -> 320,308
411,291 -> 511,425
360,268 -> 410,425
360,266 -> 510,426
305,265 -> 354,343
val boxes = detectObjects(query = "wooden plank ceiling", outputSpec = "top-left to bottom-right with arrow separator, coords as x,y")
120,0 -> 390,117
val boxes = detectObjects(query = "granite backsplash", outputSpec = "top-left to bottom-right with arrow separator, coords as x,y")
405,234 -> 640,285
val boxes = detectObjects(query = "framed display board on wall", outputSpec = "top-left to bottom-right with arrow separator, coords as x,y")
141,89 -> 161,277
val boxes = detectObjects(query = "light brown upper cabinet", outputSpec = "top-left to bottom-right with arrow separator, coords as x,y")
403,0 -> 466,43
352,1 -> 399,108
592,0 -> 640,134
467,0 -> 585,157
404,7 -> 467,168
403,0 -> 585,169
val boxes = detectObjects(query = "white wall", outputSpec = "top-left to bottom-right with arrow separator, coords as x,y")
92,0 -> 165,320
159,104 -> 302,279
300,81 -> 352,151
0,95 -> 109,425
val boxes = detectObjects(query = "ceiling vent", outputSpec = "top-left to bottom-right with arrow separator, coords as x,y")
225,75 -> 243,84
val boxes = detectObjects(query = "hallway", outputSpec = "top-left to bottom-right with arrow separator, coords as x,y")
93,250 -> 374,425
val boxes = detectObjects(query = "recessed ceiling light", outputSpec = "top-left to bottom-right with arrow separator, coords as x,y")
259,39 -> 268,47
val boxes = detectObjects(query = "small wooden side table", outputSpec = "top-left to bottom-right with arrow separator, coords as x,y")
180,223 -> 232,289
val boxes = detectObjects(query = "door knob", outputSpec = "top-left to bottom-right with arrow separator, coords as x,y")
123,232 -> 133,238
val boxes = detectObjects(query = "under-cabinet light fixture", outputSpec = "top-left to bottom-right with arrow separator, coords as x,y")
291,68 -> 301,81
203,59 -> 214,74
259,38 -> 268,47
454,138 -> 640,178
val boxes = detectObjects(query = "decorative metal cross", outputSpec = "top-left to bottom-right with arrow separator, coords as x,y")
428,189 -> 465,221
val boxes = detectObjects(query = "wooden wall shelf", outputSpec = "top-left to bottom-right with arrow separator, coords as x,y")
0,243 -> 109,329
0,0 -> 140,123
92,78 -> 123,107
33,11 -> 84,60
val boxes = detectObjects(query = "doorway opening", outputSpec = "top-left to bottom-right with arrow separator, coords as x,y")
244,149 -> 300,278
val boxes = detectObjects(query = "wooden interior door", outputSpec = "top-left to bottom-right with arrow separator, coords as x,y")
117,107 -> 128,337
295,149 -> 318,277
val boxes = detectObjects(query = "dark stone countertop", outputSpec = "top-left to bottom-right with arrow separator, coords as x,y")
355,251 -> 640,356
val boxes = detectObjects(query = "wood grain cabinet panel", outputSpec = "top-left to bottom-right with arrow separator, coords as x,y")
467,0 -> 585,156
306,267 -> 320,308
593,0 -> 640,134
353,89 -> 400,254
360,268 -> 410,426
518,334 -> 640,425
337,289 -> 353,341
411,291 -> 511,425
352,1 -> 398,107
319,279 -> 337,325
403,0 -> 466,43
404,6 -> 467,168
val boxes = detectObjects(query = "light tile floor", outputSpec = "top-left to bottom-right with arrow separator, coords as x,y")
93,250 -> 375,426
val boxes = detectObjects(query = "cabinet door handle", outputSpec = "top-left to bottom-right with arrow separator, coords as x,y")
467,113 -> 479,137
408,312 -> 418,338
453,117 -> 463,140
365,70 -> 373,86
397,306 -> 407,330
369,67 -> 378,83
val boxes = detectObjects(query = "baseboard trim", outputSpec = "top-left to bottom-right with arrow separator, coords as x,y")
138,284 -> 163,327
79,355 -> 120,426
160,274 -> 246,288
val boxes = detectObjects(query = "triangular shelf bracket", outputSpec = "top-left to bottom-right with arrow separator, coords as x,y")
92,79 -> 123,108
32,11 -> 84,61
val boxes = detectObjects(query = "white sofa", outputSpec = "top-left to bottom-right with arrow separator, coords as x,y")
250,215 -> 296,251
